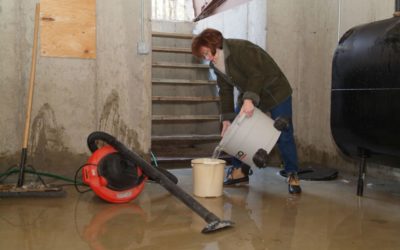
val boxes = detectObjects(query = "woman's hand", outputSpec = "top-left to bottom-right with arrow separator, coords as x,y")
240,99 -> 255,117
221,120 -> 231,137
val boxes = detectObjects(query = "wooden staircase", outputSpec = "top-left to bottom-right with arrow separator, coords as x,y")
151,21 -> 221,168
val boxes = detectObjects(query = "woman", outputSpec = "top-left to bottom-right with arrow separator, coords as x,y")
192,28 -> 301,194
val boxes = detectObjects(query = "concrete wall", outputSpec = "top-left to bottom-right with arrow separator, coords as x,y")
194,0 -> 399,180
0,0 -> 152,177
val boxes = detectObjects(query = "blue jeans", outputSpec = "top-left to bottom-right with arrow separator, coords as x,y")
232,96 -> 299,174
269,96 -> 298,174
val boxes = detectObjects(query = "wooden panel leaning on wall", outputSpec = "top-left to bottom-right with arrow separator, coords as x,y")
40,0 -> 96,59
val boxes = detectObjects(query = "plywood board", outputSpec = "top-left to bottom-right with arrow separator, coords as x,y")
40,0 -> 96,58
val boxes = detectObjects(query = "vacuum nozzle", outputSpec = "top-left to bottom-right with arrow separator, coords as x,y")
201,220 -> 234,234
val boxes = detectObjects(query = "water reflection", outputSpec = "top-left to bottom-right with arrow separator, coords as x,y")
0,205 -> 48,228
217,185 -> 303,250
82,204 -> 147,250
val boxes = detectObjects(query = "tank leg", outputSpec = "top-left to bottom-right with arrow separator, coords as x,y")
357,149 -> 369,196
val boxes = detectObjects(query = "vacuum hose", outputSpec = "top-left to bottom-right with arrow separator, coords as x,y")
87,131 -> 234,233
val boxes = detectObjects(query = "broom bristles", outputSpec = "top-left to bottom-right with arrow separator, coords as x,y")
0,184 -> 66,198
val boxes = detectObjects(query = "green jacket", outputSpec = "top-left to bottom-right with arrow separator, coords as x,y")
211,39 -> 292,121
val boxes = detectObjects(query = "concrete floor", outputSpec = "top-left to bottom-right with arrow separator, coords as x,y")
1,166 -> 400,250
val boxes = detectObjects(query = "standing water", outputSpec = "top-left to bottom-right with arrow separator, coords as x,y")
211,145 -> 222,159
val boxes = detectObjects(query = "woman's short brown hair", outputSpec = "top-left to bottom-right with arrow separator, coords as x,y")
191,28 -> 223,58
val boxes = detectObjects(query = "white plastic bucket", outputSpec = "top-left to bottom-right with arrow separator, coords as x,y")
191,158 -> 225,197
218,107 -> 281,168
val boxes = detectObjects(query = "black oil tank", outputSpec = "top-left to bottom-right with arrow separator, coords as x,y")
331,14 -> 400,166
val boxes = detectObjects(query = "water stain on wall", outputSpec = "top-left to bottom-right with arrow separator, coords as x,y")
30,103 -> 66,155
99,90 -> 141,154
0,103 -> 88,178
27,103 -> 73,174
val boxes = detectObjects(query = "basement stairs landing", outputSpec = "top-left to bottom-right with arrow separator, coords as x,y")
151,22 -> 225,168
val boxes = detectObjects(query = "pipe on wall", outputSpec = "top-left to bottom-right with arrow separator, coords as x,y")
194,0 -> 226,21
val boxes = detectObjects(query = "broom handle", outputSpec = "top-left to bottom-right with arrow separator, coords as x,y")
18,3 -> 40,187
23,3 -> 40,148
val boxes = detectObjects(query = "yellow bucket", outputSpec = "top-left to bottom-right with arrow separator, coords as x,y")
191,158 -> 225,197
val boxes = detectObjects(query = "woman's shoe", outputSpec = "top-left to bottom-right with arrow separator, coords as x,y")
288,173 -> 302,194
224,175 -> 249,185
223,164 -> 253,186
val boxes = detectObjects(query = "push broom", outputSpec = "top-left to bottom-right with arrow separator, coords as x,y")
0,3 -> 65,197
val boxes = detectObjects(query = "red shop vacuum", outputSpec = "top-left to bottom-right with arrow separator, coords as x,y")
80,131 -> 233,233
82,144 -> 146,203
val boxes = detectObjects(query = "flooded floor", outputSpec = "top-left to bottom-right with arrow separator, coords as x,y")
1,166 -> 400,250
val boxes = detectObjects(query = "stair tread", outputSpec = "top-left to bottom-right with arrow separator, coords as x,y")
152,115 -> 219,121
152,78 -> 216,85
152,96 -> 220,102
152,134 -> 221,141
154,155 -> 231,162
153,46 -> 191,53
152,31 -> 193,39
152,62 -> 209,69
